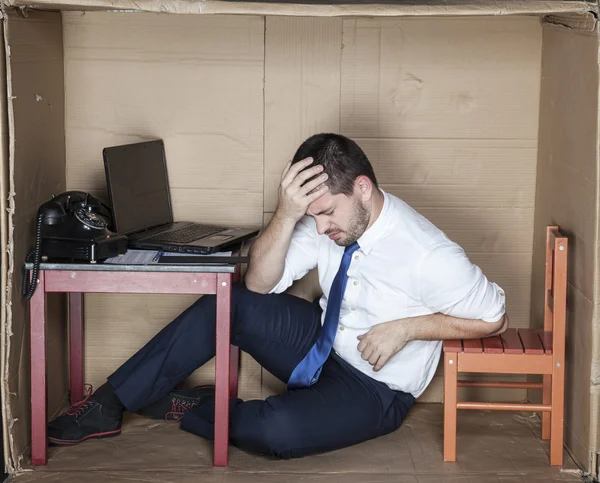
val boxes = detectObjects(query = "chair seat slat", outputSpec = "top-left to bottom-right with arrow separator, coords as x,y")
539,329 -> 553,355
482,336 -> 503,354
519,328 -> 545,355
443,340 -> 463,352
501,328 -> 524,354
463,339 -> 483,353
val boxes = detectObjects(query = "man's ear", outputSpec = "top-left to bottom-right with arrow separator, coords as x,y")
354,175 -> 373,201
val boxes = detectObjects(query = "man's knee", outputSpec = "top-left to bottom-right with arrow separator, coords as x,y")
233,407 -> 298,459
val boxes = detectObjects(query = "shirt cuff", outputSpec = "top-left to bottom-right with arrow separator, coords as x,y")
479,282 -> 506,323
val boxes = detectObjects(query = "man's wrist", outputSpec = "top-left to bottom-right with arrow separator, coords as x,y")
273,208 -> 301,230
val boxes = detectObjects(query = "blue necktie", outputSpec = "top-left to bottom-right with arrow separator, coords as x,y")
287,241 -> 360,389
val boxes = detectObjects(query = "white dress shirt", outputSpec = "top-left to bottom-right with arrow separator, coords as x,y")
270,190 -> 506,398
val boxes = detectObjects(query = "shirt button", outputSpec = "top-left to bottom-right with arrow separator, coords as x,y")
353,281 -> 358,286
354,255 -> 359,260
340,326 -> 345,331
351,308 -> 355,311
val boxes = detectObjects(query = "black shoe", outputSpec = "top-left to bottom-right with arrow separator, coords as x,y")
48,388 -> 123,445
136,385 -> 215,423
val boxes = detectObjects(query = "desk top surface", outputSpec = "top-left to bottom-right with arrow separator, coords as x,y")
24,262 -> 237,273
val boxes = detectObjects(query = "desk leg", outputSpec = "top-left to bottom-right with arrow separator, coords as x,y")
30,271 -> 47,465
69,293 -> 84,405
230,346 -> 239,399
214,273 -> 232,467
230,265 -> 240,398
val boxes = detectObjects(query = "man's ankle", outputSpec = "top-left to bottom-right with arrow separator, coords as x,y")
93,382 -> 125,412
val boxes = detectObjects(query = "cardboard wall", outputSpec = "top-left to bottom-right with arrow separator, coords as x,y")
530,20 -> 600,472
60,12 -> 542,405
3,10 -> 67,470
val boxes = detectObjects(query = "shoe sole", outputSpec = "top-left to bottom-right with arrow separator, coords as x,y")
48,428 -> 121,445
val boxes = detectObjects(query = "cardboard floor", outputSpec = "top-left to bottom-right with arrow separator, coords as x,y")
7,404 -> 583,482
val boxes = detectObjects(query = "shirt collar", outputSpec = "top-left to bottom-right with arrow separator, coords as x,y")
357,189 -> 392,255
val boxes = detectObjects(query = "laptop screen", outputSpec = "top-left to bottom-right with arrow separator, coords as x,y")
103,140 -> 173,235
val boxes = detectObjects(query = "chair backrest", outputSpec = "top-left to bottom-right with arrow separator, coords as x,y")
544,226 -> 568,355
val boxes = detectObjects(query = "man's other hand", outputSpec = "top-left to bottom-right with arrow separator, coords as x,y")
357,320 -> 411,372
276,157 -> 329,223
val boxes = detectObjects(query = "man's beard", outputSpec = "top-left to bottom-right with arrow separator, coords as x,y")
336,198 -> 370,247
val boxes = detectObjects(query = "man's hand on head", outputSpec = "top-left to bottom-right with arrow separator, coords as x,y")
357,320 -> 412,372
275,157 -> 329,223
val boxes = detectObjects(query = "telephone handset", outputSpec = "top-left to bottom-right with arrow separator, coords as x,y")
23,191 -> 128,300
37,191 -> 112,230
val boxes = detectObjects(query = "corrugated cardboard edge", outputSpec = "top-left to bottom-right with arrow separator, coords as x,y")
0,8 -> 9,475
592,27 -> 600,480
1,7 -> 17,473
2,0 -> 599,17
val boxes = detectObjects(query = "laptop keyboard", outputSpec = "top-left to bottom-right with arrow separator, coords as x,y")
146,224 -> 223,244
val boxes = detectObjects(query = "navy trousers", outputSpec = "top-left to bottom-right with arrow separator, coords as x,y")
108,284 -> 415,459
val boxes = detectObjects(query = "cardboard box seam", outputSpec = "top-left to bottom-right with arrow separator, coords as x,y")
3,0 -> 600,18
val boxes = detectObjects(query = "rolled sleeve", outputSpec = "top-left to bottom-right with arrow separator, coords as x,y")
418,242 -> 506,323
269,216 -> 319,294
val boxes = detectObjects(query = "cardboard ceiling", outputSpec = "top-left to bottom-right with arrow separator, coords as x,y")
3,0 -> 598,16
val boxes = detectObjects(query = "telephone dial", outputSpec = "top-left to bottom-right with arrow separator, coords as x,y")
22,191 -> 128,300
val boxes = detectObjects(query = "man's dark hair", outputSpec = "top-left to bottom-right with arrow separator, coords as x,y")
292,133 -> 378,196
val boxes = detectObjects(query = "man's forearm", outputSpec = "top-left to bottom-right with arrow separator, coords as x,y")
245,211 -> 296,294
402,312 -> 508,342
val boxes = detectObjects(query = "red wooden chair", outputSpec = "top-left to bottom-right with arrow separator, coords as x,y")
443,225 -> 567,465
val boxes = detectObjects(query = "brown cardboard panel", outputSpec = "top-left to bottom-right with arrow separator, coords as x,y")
67,134 -> 264,193
4,0 -> 598,17
359,139 -> 537,209
341,17 -> 542,140
563,286 -> 593,472
3,9 -> 66,470
83,293 -> 208,388
264,16 -> 541,211
532,21 -> 599,472
264,17 -> 342,211
169,190 -> 262,228
63,11 -> 264,228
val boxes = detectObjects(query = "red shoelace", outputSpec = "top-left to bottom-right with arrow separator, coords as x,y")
65,384 -> 94,417
165,399 -> 197,424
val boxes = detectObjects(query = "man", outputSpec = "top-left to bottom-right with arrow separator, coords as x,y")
48,133 -> 508,459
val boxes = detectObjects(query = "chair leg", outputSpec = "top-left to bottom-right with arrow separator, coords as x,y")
444,352 -> 458,462
542,374 -> 551,440
550,367 -> 565,465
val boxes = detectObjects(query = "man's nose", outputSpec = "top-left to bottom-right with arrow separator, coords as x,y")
315,218 -> 329,235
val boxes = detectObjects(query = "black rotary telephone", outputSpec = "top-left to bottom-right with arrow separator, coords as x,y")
22,191 -> 128,300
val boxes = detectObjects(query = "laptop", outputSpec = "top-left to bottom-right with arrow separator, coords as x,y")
103,139 -> 259,255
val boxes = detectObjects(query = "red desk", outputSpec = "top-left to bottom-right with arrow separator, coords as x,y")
27,262 -> 240,466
